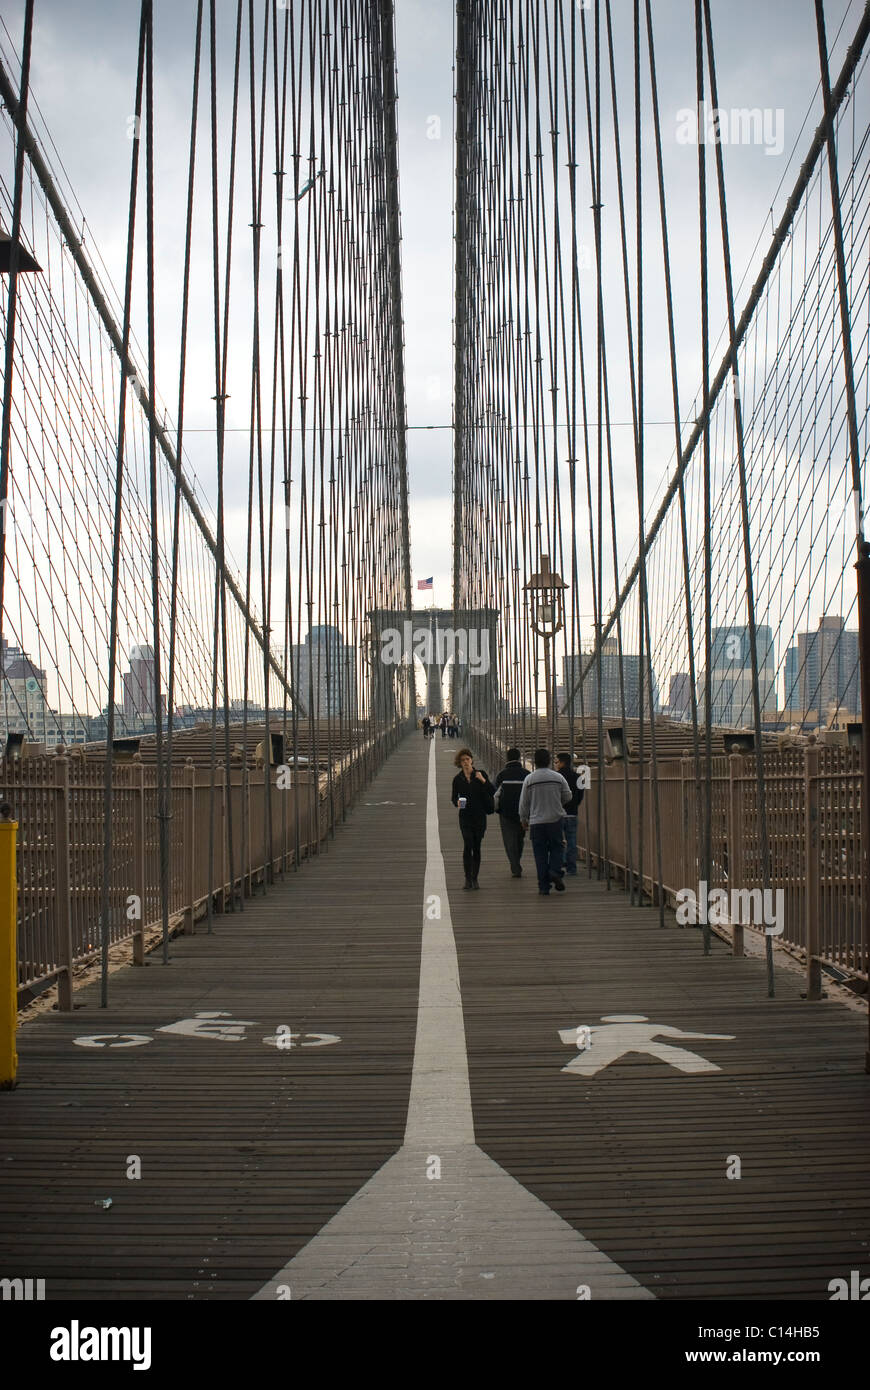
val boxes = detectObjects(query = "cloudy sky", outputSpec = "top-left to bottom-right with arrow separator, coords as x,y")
0,0 -> 864,630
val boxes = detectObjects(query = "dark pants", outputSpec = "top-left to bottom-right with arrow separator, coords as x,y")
460,815 -> 486,881
499,815 -> 525,875
530,821 -> 565,892
441,725 -> 447,737
562,814 -> 578,874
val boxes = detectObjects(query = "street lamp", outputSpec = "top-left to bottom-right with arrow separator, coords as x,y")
525,553 -> 567,735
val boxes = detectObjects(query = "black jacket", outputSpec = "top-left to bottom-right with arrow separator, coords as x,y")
493,760 -> 529,822
557,763 -> 584,815
451,767 -> 496,821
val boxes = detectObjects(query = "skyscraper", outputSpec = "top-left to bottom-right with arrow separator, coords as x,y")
291,625 -> 358,718
797,616 -> 860,717
122,644 -> 165,728
563,640 -> 658,719
699,625 -> 777,726
665,672 -> 692,720
783,646 -> 800,710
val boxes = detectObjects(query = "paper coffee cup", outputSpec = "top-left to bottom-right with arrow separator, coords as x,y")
458,797 -> 467,809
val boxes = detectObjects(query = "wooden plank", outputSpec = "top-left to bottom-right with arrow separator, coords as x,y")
436,737 -> 870,1301
0,738 -> 429,1298
0,732 -> 867,1301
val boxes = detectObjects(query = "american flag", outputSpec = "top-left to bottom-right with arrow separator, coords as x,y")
417,577 -> 433,590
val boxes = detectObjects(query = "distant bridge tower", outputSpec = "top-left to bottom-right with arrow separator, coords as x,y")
369,608 -> 499,723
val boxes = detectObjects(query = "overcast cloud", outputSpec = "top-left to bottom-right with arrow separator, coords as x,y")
0,0 -> 863,621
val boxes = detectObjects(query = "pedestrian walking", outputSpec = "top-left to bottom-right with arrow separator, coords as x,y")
451,747 -> 496,890
440,713 -> 448,738
493,746 -> 529,877
555,752 -> 584,876
518,748 -> 572,895
422,714 -> 431,740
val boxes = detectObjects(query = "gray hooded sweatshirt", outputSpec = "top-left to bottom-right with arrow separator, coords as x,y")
518,768 -> 572,826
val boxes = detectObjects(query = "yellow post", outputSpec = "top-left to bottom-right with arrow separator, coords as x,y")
0,809 -> 18,1088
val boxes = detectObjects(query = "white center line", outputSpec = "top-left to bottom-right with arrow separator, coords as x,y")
403,736 -> 474,1145
253,736 -> 653,1299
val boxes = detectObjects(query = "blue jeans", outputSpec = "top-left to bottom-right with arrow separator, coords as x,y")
562,814 -> 578,874
530,821 -> 565,892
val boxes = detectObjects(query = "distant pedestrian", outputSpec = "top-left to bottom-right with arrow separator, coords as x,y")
518,749 -> 572,895
493,746 -> 529,877
451,747 -> 496,890
422,715 -> 431,740
440,713 -> 448,738
555,753 -> 584,876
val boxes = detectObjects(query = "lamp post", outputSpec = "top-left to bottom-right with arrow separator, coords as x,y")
525,554 -> 567,745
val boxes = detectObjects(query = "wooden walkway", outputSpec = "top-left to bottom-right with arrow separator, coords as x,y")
1,732 -> 868,1300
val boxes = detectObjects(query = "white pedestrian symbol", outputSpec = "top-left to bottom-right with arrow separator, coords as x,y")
558,1014 -> 734,1076
156,1011 -> 257,1042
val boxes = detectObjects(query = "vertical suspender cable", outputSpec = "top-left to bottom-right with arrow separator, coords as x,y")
639,0 -> 703,929
702,0 -> 775,996
143,1 -> 172,965
633,1 -> 663,923
165,0 -> 204,949
695,0 -> 713,956
98,3 -> 148,1004
0,0 -> 34,641
814,0 -> 870,1067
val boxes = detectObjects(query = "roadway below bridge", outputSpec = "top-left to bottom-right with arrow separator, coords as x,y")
1,733 -> 868,1300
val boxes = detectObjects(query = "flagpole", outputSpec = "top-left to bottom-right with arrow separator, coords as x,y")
432,586 -> 438,713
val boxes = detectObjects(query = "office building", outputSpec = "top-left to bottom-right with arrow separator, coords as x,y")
664,672 -> 692,720
291,625 -> 358,718
122,644 -> 166,728
783,645 -> 800,710
797,616 -> 859,717
0,637 -> 51,742
563,639 -> 658,718
699,625 -> 777,726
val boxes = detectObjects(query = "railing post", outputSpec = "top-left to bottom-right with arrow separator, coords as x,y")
261,761 -> 269,889
131,757 -> 145,966
855,545 -> 870,1071
728,751 -> 744,957
243,760 -> 251,900
0,805 -> 18,1088
680,752 -> 692,907
647,753 -> 657,905
53,753 -> 74,1010
805,743 -> 822,1000
183,759 -> 196,934
219,764 -> 227,913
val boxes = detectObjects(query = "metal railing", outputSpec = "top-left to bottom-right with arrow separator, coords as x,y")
469,721 -> 866,991
577,744 -> 865,991
2,724 -> 400,1008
